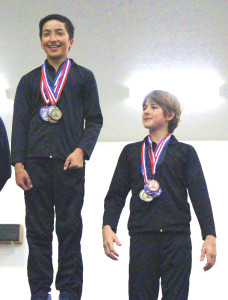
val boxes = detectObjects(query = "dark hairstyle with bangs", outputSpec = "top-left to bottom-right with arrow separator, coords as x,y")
39,14 -> 74,40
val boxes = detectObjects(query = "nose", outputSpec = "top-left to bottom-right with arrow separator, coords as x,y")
144,106 -> 150,114
49,33 -> 58,42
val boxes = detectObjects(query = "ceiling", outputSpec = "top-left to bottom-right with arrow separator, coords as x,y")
1,0 -> 228,141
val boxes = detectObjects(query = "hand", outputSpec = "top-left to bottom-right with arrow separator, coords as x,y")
64,148 -> 84,170
14,162 -> 33,191
102,225 -> 122,261
200,235 -> 217,271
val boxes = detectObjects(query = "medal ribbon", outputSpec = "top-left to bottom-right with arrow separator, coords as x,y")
141,134 -> 171,183
40,58 -> 71,105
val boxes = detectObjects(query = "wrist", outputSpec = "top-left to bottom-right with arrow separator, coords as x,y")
205,235 -> 216,242
14,162 -> 24,171
103,225 -> 113,232
74,148 -> 84,156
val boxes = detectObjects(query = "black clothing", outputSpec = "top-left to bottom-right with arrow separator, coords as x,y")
11,59 -> 102,299
0,117 -> 11,191
11,59 -> 103,164
129,232 -> 191,300
103,135 -> 216,240
25,159 -> 84,299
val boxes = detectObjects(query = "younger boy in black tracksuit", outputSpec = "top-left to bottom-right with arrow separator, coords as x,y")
102,90 -> 216,300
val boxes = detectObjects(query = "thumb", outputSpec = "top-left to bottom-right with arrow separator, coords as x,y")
64,156 -> 71,170
26,174 -> 33,188
200,246 -> 206,261
114,235 -> 122,246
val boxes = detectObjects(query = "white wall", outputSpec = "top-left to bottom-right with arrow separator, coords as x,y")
0,141 -> 227,299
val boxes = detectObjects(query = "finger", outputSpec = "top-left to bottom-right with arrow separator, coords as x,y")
200,247 -> 206,261
17,182 -> 27,191
104,246 -> 118,260
68,163 -> 80,169
19,181 -> 31,191
109,242 -> 120,258
114,236 -> 122,246
69,160 -> 83,169
106,250 -> 119,261
108,253 -> 119,261
25,175 -> 33,188
204,261 -> 213,271
64,157 -> 71,170
204,253 -> 212,271
211,256 -> 216,267
110,245 -> 119,257
17,177 -> 31,191
104,242 -> 119,261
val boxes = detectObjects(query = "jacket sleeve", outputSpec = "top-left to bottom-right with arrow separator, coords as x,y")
103,146 -> 131,232
186,145 -> 216,240
0,117 -> 11,191
10,76 -> 31,165
77,71 -> 103,160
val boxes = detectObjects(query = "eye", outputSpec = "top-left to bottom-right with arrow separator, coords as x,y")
42,32 -> 50,37
143,105 -> 147,111
57,31 -> 64,36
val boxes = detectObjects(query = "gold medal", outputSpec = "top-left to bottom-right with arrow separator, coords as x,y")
48,116 -> 58,123
139,190 -> 153,202
48,106 -> 62,121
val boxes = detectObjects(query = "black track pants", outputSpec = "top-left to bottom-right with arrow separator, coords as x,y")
25,158 -> 85,300
129,232 -> 192,300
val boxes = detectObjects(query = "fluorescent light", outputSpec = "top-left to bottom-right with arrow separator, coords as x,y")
124,68 -> 225,113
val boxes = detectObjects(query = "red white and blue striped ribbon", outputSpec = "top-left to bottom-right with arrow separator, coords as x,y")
141,134 -> 171,183
40,58 -> 71,105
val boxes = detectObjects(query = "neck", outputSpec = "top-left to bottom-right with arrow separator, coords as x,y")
47,57 -> 67,71
149,128 -> 170,144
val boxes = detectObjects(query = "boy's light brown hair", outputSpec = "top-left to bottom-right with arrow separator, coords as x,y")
143,90 -> 182,133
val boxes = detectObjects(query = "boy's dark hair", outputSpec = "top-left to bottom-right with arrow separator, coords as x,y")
39,14 -> 74,40
143,90 -> 182,133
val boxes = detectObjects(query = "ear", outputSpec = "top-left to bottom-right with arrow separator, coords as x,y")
69,38 -> 74,49
166,111 -> 175,121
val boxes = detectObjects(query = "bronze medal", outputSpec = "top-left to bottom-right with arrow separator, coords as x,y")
139,190 -> 153,202
147,179 -> 160,192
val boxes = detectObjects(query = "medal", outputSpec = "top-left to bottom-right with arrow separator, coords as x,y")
140,134 -> 172,200
48,106 -> 62,121
147,179 -> 160,192
40,58 -> 71,122
139,190 -> 153,202
40,106 -> 49,121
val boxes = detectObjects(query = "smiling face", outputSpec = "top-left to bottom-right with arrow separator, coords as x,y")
41,19 -> 74,65
142,99 -> 174,133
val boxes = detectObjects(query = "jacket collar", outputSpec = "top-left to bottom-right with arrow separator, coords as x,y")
143,134 -> 178,145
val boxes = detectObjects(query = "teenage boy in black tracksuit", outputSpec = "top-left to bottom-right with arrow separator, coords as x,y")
11,14 -> 103,300
0,117 -> 11,191
103,90 -> 216,300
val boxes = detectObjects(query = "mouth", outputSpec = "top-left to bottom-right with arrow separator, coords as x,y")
48,45 -> 60,49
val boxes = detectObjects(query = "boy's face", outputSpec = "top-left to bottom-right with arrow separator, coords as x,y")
142,99 -> 174,132
41,19 -> 74,62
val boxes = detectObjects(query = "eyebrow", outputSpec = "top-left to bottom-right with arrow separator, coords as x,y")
42,28 -> 65,33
